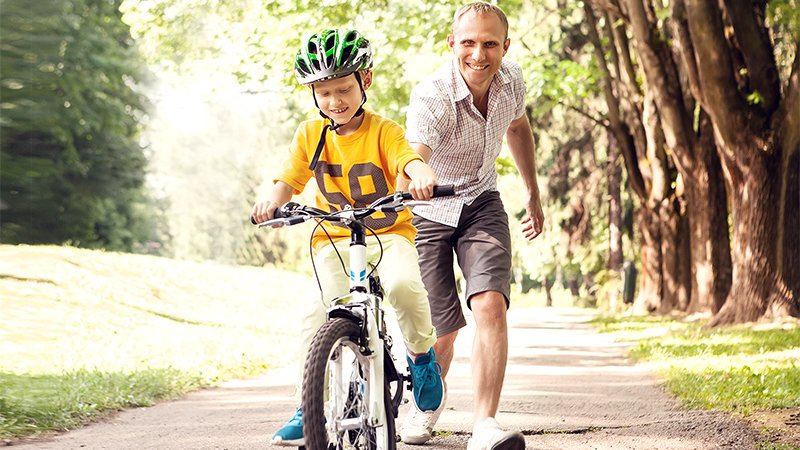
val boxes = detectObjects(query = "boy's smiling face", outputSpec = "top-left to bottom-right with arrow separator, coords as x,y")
311,71 -> 372,131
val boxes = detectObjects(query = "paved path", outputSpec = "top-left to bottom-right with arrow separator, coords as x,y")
14,307 -> 758,449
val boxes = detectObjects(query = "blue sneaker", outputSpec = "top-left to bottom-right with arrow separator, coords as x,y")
407,348 -> 444,411
271,407 -> 304,446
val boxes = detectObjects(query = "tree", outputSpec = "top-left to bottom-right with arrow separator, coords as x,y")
682,0 -> 799,324
1,0 -> 156,250
585,0 -> 799,323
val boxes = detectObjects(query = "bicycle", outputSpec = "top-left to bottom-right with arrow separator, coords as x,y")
252,185 -> 454,450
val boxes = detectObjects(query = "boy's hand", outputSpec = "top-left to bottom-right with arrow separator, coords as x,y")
251,201 -> 281,224
404,159 -> 437,200
252,181 -> 295,225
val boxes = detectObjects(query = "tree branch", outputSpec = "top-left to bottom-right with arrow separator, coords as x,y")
776,43 -> 800,158
584,0 -> 628,23
553,96 -> 610,129
670,0 -> 702,105
626,0 -> 695,162
685,0 -> 750,150
721,0 -> 780,117
585,3 -> 623,128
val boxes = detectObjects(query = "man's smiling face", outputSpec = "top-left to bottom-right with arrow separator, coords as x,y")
448,10 -> 510,93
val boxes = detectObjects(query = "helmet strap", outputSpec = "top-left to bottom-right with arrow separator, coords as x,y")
353,71 -> 368,117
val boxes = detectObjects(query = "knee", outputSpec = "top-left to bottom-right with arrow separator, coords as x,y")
470,291 -> 507,326
383,276 -> 426,307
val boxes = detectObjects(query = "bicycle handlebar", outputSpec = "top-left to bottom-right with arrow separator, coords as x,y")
250,185 -> 455,227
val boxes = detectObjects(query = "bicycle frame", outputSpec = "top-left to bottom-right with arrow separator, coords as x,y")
326,215 -> 389,439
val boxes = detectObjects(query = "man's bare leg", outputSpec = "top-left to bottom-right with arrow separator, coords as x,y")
433,330 -> 458,378
468,291 -> 508,422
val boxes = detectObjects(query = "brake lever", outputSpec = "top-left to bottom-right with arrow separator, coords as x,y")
256,218 -> 287,228
256,216 -> 308,228
404,200 -> 433,211
376,200 -> 406,213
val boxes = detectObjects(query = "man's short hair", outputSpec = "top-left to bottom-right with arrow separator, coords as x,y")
452,2 -> 509,40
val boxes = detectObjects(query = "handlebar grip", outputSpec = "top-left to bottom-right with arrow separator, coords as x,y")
400,184 -> 457,200
272,207 -> 287,219
432,185 -> 455,198
250,202 -> 299,225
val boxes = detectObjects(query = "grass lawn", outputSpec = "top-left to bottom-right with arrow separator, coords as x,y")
591,313 -> 800,449
0,244 -> 312,440
591,314 -> 800,412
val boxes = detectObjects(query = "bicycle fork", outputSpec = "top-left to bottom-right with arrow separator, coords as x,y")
346,222 -> 389,436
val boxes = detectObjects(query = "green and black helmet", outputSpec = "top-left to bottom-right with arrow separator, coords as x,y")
295,28 -> 373,85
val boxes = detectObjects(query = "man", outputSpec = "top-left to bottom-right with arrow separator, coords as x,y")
400,2 -> 544,450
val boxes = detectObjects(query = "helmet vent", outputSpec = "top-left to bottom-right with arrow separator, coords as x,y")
341,46 -> 353,63
297,59 -> 309,74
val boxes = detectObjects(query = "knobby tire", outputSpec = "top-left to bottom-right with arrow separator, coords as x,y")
302,318 -> 396,450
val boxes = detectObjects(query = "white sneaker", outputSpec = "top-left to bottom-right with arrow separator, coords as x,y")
467,418 -> 525,450
400,384 -> 447,444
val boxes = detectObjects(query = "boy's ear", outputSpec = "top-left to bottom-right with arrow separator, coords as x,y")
361,70 -> 373,90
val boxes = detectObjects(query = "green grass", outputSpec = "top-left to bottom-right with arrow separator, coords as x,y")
0,244 -> 313,440
0,369 -> 201,437
756,443 -> 800,450
592,315 -> 800,413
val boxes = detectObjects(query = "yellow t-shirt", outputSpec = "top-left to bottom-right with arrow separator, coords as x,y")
276,110 -> 423,249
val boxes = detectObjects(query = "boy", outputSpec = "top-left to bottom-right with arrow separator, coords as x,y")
250,28 -> 444,446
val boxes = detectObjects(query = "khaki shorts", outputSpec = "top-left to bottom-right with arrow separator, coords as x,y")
412,190 -> 512,336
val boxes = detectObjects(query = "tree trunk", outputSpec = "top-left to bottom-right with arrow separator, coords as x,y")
658,196 -> 689,314
608,129 -> 624,272
709,149 -> 781,325
778,144 -> 800,316
567,276 -> 581,301
634,208 -> 662,313
682,113 -> 732,313
676,202 -> 692,311
684,0 -> 798,325
776,48 -> 800,316
544,276 -> 554,307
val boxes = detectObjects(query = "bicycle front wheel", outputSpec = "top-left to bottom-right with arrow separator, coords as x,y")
302,318 -> 396,450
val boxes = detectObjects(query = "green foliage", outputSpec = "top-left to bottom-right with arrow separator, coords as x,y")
768,0 -> 800,39
594,315 -> 800,413
1,0 -> 157,250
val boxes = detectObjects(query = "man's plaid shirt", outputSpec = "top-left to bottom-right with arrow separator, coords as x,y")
406,58 -> 527,227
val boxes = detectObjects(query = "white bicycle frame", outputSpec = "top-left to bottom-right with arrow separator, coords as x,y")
325,210 -> 389,448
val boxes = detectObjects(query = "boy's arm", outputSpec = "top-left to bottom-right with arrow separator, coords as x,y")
251,181 -> 294,224
397,141 -> 434,192
403,158 -> 437,201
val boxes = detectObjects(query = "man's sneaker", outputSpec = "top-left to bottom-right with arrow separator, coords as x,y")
467,417 -> 525,450
406,348 -> 444,411
271,407 -> 304,446
400,384 -> 447,445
